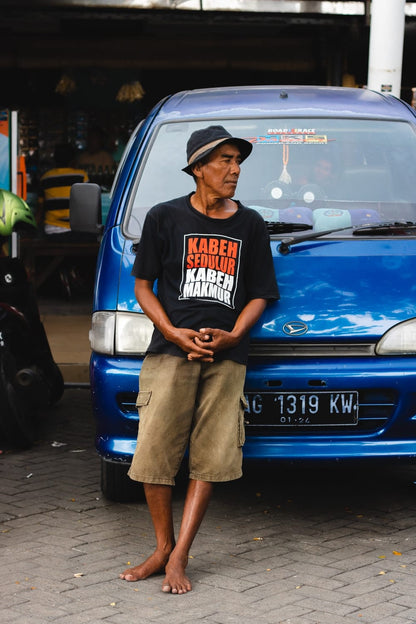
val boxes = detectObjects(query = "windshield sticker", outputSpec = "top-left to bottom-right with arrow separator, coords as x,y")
304,135 -> 328,144
246,132 -> 329,145
268,128 -> 316,134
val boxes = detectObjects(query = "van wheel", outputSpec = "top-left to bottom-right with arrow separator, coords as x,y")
100,458 -> 145,503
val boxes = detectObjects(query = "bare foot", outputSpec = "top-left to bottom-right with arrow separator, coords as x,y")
161,553 -> 192,594
120,550 -> 171,582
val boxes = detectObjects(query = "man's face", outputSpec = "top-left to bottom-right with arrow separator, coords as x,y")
194,142 -> 242,198
314,158 -> 332,183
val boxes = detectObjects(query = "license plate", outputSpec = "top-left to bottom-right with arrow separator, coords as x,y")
245,391 -> 359,426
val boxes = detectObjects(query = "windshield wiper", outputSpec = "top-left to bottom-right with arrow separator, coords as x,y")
277,221 -> 416,254
278,225 -> 353,254
266,221 -> 313,235
352,221 -> 416,236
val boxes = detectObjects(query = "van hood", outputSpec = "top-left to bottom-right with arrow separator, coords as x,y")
117,236 -> 416,342
252,238 -> 416,341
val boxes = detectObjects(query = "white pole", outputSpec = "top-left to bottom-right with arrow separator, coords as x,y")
367,0 -> 406,98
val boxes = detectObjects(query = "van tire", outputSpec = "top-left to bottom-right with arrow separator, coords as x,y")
100,458 -> 145,503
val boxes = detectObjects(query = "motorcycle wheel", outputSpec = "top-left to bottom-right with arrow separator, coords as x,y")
0,357 -> 35,449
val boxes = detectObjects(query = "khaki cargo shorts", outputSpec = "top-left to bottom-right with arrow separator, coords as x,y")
128,353 -> 247,486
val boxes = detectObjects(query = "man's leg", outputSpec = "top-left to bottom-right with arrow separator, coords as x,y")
120,483 -> 175,581
162,478 -> 213,594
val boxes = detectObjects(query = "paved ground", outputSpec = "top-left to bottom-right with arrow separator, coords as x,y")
2,388 -> 416,624
39,295 -> 92,384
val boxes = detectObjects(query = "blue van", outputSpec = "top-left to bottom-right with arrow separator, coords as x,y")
71,86 -> 416,501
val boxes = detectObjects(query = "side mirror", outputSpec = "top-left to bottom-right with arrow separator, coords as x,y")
70,183 -> 103,235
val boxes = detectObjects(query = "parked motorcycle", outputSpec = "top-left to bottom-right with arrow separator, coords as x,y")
0,189 -> 64,448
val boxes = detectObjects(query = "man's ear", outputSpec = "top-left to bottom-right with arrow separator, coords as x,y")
192,161 -> 203,179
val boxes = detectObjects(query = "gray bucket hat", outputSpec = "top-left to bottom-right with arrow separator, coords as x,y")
182,125 -> 253,175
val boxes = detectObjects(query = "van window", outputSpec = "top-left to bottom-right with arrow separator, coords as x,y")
124,118 -> 416,238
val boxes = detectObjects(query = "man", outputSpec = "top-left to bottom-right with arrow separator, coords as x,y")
120,125 -> 279,594
37,143 -> 96,298
38,143 -> 88,235
75,126 -> 115,173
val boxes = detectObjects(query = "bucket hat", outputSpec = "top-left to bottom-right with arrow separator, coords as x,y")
182,125 -> 253,175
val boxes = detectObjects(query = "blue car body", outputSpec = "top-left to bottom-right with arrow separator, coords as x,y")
89,86 -> 416,492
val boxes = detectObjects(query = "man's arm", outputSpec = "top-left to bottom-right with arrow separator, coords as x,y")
134,278 -> 215,361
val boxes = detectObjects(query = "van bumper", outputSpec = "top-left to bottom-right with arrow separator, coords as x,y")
91,352 -> 416,463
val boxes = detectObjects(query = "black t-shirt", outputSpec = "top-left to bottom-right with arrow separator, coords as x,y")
132,194 -> 279,364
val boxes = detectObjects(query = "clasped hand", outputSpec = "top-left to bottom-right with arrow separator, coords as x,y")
169,327 -> 238,363
191,327 -> 239,362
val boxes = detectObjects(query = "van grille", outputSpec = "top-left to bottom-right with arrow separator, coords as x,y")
249,342 -> 376,357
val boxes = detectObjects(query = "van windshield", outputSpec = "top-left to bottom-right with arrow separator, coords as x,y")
124,118 -> 416,238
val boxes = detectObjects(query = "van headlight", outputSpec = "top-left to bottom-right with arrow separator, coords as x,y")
376,318 -> 416,355
90,311 -> 153,355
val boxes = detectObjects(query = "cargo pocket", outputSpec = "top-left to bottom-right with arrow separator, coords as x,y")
136,391 -> 152,414
238,394 -> 248,447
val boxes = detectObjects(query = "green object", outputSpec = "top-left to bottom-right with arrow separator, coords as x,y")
0,189 -> 36,236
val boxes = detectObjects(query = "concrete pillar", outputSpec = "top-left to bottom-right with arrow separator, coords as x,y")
367,0 -> 405,97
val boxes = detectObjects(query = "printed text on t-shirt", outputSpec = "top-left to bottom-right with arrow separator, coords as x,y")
179,234 -> 241,308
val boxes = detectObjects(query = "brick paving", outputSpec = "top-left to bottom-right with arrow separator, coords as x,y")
1,387 -> 416,624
